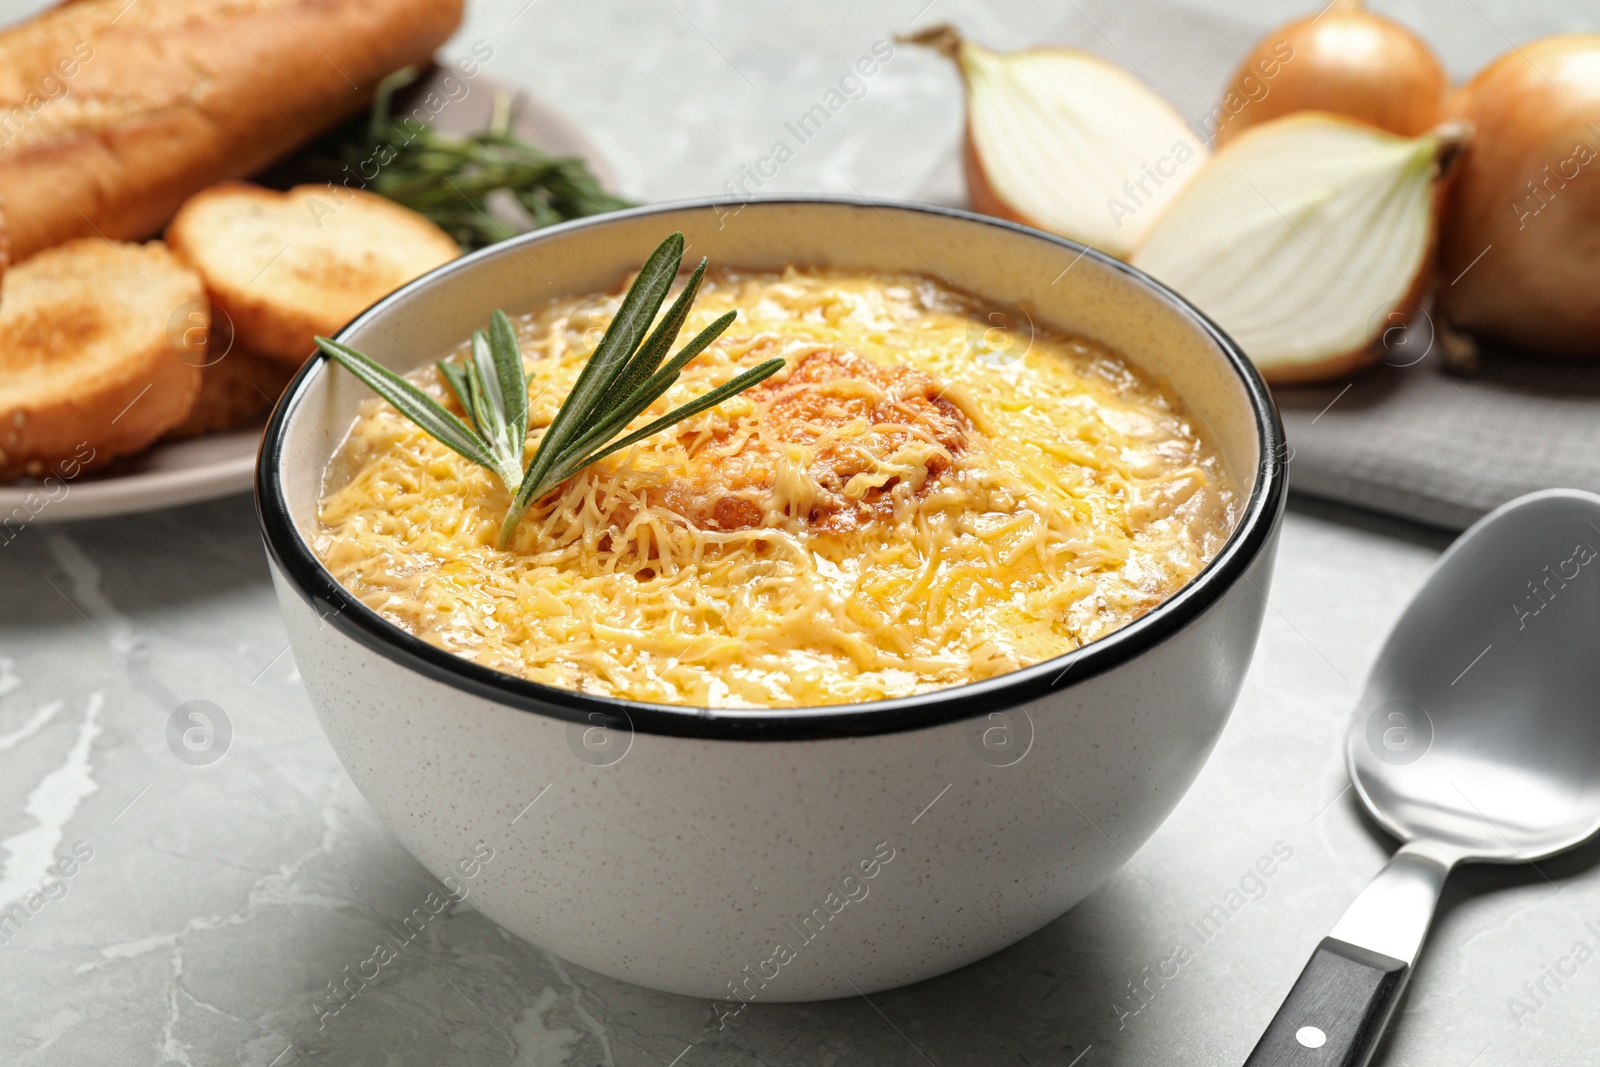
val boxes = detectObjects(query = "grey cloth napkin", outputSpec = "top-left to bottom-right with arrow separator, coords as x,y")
910,0 -> 1600,531
1277,346 -> 1600,530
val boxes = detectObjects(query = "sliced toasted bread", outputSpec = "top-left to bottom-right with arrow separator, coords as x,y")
165,348 -> 297,439
166,183 -> 460,366
0,238 -> 203,481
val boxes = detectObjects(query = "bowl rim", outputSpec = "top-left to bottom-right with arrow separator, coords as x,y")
256,195 -> 1286,741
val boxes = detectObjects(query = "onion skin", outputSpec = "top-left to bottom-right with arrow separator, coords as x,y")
1212,0 -> 1449,146
908,27 -> 1035,230
962,122 -> 1036,229
907,25 -> 1202,257
1437,35 -> 1600,357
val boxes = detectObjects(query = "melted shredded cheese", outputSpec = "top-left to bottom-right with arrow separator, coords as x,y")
316,269 -> 1236,708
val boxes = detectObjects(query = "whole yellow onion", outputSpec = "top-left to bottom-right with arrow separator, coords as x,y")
1437,34 -> 1600,356
1211,0 -> 1449,146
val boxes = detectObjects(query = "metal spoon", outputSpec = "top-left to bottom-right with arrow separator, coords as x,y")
1244,489 -> 1600,1067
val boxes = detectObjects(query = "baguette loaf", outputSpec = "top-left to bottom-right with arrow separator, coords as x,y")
0,0 -> 464,266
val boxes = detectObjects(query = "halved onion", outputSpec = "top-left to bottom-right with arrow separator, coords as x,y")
907,25 -> 1209,259
1132,113 -> 1468,384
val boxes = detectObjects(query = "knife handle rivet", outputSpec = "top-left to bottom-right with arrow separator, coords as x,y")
1295,1026 -> 1327,1049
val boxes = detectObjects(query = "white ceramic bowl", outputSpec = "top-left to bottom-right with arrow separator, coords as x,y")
257,199 -> 1285,1001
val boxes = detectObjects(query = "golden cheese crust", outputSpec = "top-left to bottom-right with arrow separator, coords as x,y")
316,269 -> 1237,708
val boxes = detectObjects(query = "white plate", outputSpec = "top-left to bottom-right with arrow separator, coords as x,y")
3,70 -> 616,524
6,423 -> 265,522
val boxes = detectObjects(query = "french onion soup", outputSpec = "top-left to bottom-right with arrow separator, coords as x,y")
314,267 -> 1237,707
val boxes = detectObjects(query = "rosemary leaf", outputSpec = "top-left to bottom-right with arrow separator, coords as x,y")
559,310 -> 737,464
296,66 -> 633,251
315,337 -> 498,472
511,233 -> 684,508
559,358 -> 786,480
436,358 -> 472,411
466,332 -> 502,439
598,256 -> 709,416
622,311 -> 740,412
488,309 -> 529,458
320,232 -> 781,551
464,332 -> 524,491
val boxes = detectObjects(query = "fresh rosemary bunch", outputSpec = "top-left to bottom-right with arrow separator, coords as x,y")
321,67 -> 633,249
315,232 -> 785,548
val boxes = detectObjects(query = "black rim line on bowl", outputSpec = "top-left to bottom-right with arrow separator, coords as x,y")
256,195 -> 1287,741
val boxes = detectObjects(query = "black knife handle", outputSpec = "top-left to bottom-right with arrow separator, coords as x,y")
1242,937 -> 1410,1067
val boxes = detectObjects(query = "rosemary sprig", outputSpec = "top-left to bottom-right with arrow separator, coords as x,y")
315,232 -> 785,548
328,67 -> 634,250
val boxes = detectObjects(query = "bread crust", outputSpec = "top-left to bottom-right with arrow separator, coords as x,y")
0,238 -> 204,480
0,0 -> 464,263
165,347 -> 296,439
167,182 -> 460,365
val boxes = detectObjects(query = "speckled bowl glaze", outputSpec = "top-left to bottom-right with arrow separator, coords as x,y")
257,198 -> 1285,1001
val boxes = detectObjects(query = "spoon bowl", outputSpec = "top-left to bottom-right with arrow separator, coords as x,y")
1349,488 -> 1600,862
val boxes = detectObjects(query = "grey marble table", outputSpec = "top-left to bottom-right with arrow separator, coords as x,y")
14,493 -> 1598,1067
4,1 -> 1599,1065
